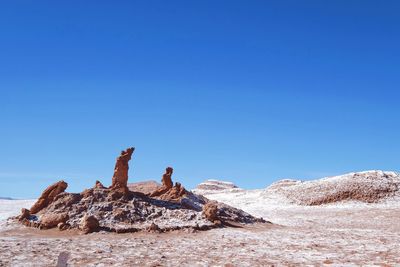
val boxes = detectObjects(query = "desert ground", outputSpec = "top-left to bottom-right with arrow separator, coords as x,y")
1,171 -> 400,266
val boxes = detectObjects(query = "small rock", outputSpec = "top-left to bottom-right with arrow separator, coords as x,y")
56,251 -> 70,267
19,208 -> 30,221
148,222 -> 160,232
80,214 -> 100,234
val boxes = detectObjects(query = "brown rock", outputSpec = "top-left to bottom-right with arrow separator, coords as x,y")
57,222 -> 70,231
81,188 -> 94,199
147,222 -> 160,232
30,180 -> 68,214
111,147 -> 135,189
162,167 -> 173,189
94,180 -> 105,189
202,202 -> 219,222
158,182 -> 187,201
150,167 -> 185,199
18,147 -> 264,233
40,212 -> 69,229
108,186 -> 129,201
19,208 -> 30,221
22,219 -> 40,228
113,208 -> 129,221
53,193 -> 82,209
20,219 -> 30,227
80,214 -> 100,234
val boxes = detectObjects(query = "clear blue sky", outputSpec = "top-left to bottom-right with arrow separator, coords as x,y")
1,1 -> 399,198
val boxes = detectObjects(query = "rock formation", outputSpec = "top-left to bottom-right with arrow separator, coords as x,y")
30,180 -> 68,214
149,167 -> 173,197
16,146 -> 265,234
149,167 -> 187,200
159,182 -> 187,201
162,167 -> 174,188
111,147 -> 135,189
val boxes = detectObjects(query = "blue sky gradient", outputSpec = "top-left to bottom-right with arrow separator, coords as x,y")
1,1 -> 399,198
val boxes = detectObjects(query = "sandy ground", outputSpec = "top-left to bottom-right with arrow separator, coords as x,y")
1,198 -> 400,266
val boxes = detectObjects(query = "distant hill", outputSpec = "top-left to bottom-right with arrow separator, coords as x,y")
194,170 -> 400,209
192,179 -> 242,195
127,180 -> 161,194
0,197 -> 14,200
266,170 -> 400,205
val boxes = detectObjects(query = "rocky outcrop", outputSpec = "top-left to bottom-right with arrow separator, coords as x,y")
30,181 -> 68,214
158,182 -> 187,201
149,167 -> 173,197
80,214 -> 100,234
18,147 -> 264,234
162,167 -> 174,189
111,147 -> 135,189
149,167 -> 187,200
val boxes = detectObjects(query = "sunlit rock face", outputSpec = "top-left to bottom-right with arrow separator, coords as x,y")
30,180 -> 68,214
111,147 -> 135,190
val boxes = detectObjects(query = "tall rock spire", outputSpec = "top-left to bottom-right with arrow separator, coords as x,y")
111,147 -> 135,189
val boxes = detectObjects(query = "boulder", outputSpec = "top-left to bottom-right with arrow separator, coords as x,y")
147,222 -> 160,232
80,215 -> 100,234
40,212 -> 69,229
202,202 -> 219,222
30,181 -> 68,214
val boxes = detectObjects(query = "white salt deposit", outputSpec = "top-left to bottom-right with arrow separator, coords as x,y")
1,170 -> 399,265
0,199 -> 35,221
